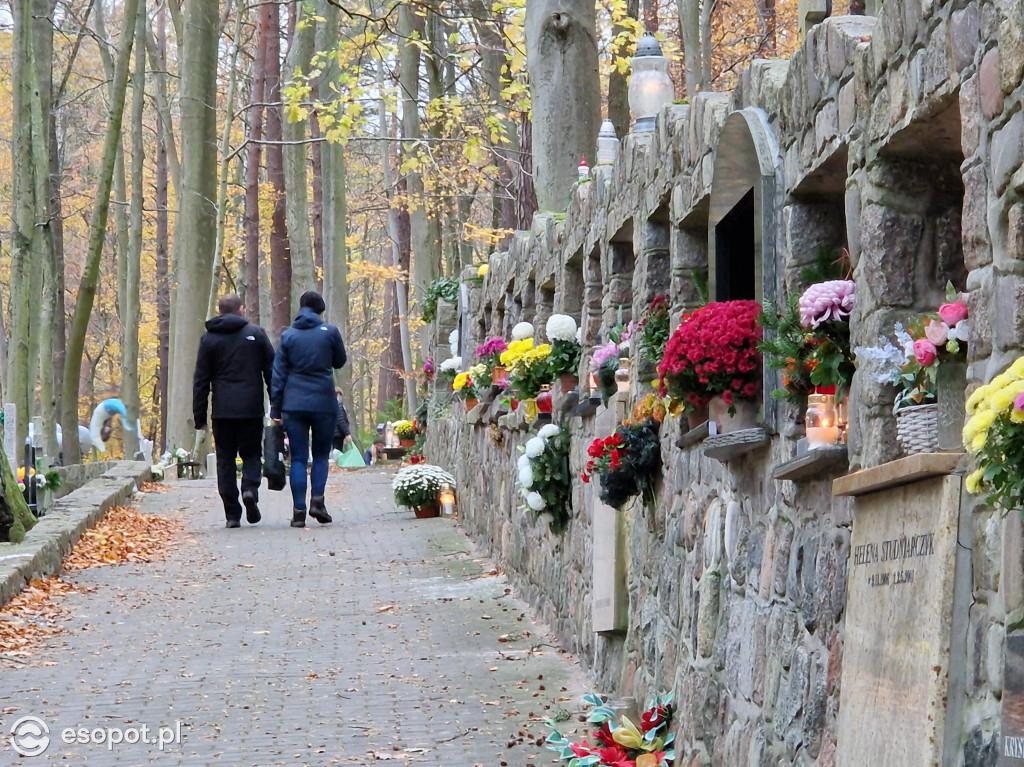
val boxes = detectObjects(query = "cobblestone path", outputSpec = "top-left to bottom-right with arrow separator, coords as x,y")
3,469 -> 587,765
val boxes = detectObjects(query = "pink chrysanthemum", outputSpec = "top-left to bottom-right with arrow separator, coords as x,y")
798,280 -> 856,328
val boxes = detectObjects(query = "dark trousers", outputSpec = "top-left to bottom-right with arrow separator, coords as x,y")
282,410 -> 336,510
212,418 -> 263,520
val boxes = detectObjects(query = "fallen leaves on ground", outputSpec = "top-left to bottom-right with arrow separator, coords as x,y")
0,577 -> 84,660
64,505 -> 183,570
138,481 -> 169,494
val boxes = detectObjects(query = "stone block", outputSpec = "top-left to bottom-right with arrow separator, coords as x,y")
950,5 -> 980,72
980,48 -> 1004,119
992,111 -> 1024,196
1000,7 -> 1024,94
994,272 -> 1024,352
858,204 -> 920,306
959,75 -> 982,159
696,569 -> 721,658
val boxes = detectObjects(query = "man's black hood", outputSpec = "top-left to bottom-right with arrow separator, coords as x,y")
205,313 -> 250,333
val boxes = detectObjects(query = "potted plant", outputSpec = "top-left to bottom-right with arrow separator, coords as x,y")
591,340 -> 622,405
963,355 -> 1024,509
658,300 -> 763,432
393,420 -> 417,447
453,363 -> 487,410
391,464 -> 456,518
516,423 -> 572,532
544,314 -> 583,392
637,295 -> 671,364
857,285 -> 969,455
475,337 -> 508,389
582,415 -> 663,510
546,692 -> 675,766
506,342 -> 554,416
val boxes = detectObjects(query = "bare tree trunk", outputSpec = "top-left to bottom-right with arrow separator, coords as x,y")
121,0 -> 146,459
516,114 -> 538,229
59,0 -> 141,465
310,114 -> 324,293
525,0 -> 600,211
643,0 -> 658,30
164,0 -> 220,453
283,1 -> 315,307
265,3 -> 291,341
754,0 -> 776,55
608,0 -> 638,137
208,0 -> 245,319
700,0 -> 714,88
243,4 -> 268,324
678,0 -> 701,97
155,2 -> 170,450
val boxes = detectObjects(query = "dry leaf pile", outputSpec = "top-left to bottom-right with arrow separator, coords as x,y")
0,577 -> 83,659
139,481 -> 170,494
64,505 -> 182,570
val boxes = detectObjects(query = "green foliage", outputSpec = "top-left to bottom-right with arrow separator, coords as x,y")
44,470 -> 62,490
421,277 -> 459,324
547,339 -> 582,377
638,295 -> 670,363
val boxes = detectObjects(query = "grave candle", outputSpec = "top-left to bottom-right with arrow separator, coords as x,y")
805,393 -> 839,449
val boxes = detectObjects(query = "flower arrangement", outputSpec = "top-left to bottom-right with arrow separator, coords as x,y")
421,276 -> 459,323
393,420 -> 416,440
582,417 -> 662,510
760,283 -> 856,404
856,284 -> 969,409
963,356 -> 1024,510
437,356 -> 462,386
391,464 -> 456,510
546,692 -> 675,767
657,300 -> 763,412
174,447 -> 189,461
591,340 -> 622,404
637,295 -> 671,363
423,357 -> 435,379
507,343 -> 554,398
453,363 -> 489,399
545,314 -> 583,377
516,423 -> 572,532
475,336 -> 508,367
512,321 -> 535,341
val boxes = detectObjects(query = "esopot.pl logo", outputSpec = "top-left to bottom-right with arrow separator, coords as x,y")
9,715 -> 51,757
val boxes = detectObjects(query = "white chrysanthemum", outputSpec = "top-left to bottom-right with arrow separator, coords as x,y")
545,314 -> 578,342
512,322 -> 534,341
540,512 -> 555,526
518,464 -> 534,489
517,454 -> 531,471
35,475 -> 46,488
537,424 -> 561,439
525,437 -> 546,458
576,327 -> 583,343
448,328 -> 459,346
526,491 -> 547,511
439,356 -> 462,371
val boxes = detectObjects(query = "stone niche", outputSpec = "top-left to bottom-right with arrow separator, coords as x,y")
834,457 -> 969,767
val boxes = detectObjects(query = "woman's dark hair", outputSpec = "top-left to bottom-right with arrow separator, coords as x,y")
300,290 -> 326,314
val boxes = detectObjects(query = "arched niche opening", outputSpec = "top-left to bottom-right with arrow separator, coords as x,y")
605,220 -> 636,329
709,108 -> 780,305
583,246 -> 603,346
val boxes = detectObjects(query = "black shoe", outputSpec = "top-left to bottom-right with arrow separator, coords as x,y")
309,496 -> 332,524
242,490 -> 261,524
290,509 -> 306,528
226,518 -> 241,529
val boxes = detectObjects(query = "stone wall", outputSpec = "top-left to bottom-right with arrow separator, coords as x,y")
426,4 -> 1023,763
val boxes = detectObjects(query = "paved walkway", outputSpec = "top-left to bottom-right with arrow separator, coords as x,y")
3,468 -> 586,765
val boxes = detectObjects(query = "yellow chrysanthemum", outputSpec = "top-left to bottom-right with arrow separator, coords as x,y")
453,372 -> 470,390
1011,407 -> 1024,424
988,379 -> 1024,413
477,264 -> 489,277
965,468 -> 985,495
988,372 -> 1015,394
966,385 -> 989,415
1010,356 -> 1024,379
963,409 -> 997,446
971,432 -> 987,452
469,363 -> 488,379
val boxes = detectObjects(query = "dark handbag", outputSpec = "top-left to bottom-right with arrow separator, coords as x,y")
263,423 -> 286,491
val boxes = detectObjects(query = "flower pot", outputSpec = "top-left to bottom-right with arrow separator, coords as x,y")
559,373 -> 579,393
414,504 -> 440,519
709,396 -> 759,434
895,402 -> 939,455
465,397 -> 479,411
399,438 -> 415,448
686,403 -> 710,430
492,366 -> 508,387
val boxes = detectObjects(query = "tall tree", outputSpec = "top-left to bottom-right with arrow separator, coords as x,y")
59,0 -> 141,464
608,0 -> 639,138
164,0 -> 220,453
525,0 -> 600,211
154,2 -> 171,447
243,7 -> 269,324
282,0 -> 316,307
265,3 -> 291,340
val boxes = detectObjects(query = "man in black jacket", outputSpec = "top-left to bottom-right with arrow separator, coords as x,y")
193,294 -> 276,528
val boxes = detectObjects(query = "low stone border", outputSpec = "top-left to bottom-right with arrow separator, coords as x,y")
0,461 -> 151,607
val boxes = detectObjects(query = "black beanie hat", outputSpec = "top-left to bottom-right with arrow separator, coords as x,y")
300,290 -> 326,314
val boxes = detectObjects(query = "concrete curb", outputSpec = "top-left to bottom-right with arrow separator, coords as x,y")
0,461 -> 151,607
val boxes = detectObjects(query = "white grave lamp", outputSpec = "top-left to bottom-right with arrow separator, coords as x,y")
628,34 -> 674,133
596,119 -> 619,165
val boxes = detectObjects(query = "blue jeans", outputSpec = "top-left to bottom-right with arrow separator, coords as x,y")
283,410 -> 336,510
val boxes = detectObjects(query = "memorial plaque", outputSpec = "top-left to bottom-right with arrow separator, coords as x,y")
837,474 -> 963,767
1002,634 -> 1024,764
592,393 -> 628,634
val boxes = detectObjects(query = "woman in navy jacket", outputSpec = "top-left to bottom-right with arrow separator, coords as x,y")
270,291 -> 347,527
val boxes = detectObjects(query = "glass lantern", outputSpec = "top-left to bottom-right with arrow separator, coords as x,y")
596,119 -> 619,165
438,483 -> 456,516
615,357 -> 631,393
628,34 -> 674,133
805,394 -> 840,449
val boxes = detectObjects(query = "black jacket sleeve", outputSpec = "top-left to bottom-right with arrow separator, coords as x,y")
192,335 -> 212,429
259,328 -> 275,399
335,401 -> 351,441
270,339 -> 288,420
